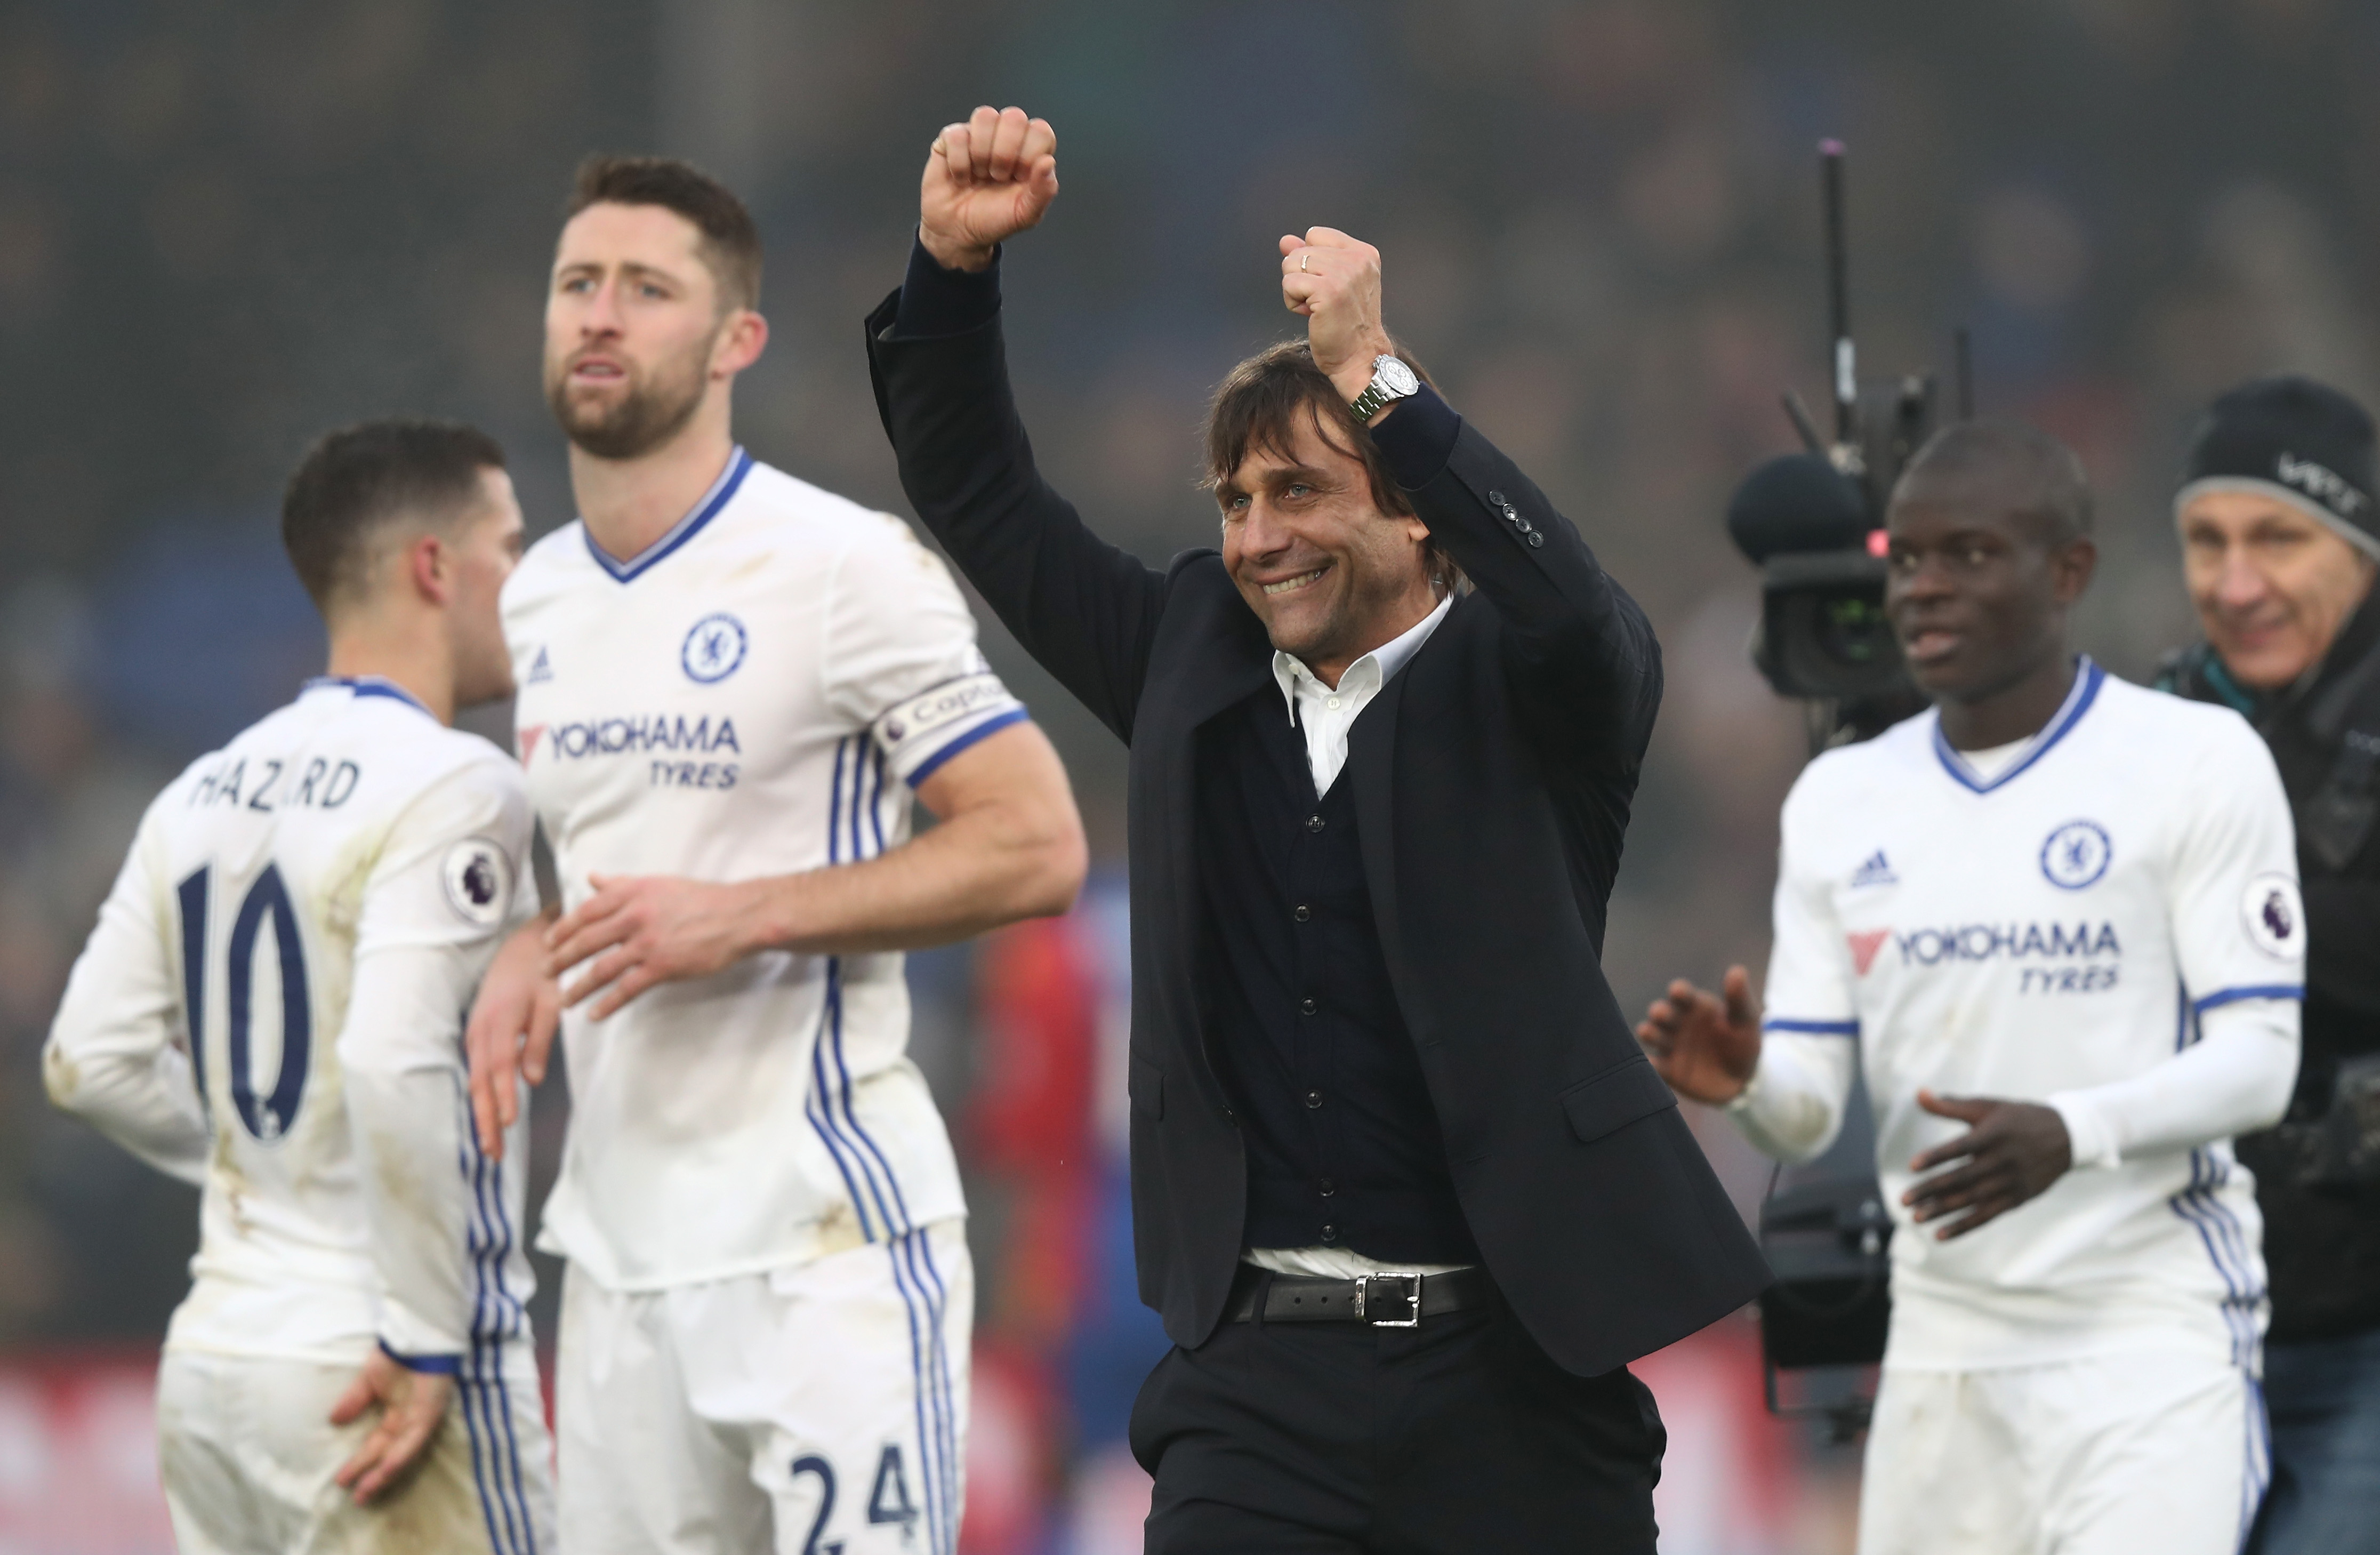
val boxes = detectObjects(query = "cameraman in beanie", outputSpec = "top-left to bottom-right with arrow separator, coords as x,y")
2160,375 -> 2380,1554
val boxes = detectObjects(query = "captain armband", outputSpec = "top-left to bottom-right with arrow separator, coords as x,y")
870,670 -> 1029,787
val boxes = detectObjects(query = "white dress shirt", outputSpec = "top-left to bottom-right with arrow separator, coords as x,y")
1248,590 -> 1469,1281
1271,592 -> 1454,795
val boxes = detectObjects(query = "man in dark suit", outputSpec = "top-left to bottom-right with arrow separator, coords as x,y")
864,105 -> 1768,1553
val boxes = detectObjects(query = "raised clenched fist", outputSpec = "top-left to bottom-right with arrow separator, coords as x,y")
919,106 -> 1058,274
1279,228 -> 1397,406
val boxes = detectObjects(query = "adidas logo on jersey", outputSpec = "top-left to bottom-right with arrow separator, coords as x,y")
1848,851 -> 1897,888
527,646 -> 554,684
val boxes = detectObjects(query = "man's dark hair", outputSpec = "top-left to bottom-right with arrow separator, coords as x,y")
567,155 -> 763,312
1894,418 -> 2094,546
282,419 -> 506,614
1202,340 -> 1458,588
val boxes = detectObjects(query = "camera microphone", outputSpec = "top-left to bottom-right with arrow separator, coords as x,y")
1726,452 -> 1868,563
1726,142 -> 1941,726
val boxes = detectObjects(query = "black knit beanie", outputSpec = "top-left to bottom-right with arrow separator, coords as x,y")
2178,374 -> 2379,559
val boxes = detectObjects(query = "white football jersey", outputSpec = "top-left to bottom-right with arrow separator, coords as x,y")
503,448 -> 1025,1290
45,678 -> 540,1372
1751,661 -> 2304,1369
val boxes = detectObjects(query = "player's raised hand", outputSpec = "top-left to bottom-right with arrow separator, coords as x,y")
1636,966 -> 1762,1105
1901,1090 -> 2074,1240
546,872 -> 765,1021
1279,228 -> 1396,405
465,912 -> 562,1160
330,1349 -> 454,1505
920,105 -> 1058,273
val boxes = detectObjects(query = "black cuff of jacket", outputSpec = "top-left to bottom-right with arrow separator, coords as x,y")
379,1338 -> 462,1375
1369,384 -> 1461,489
891,234 -> 1002,340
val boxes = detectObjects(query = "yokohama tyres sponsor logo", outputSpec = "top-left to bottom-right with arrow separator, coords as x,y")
1893,921 -> 2120,965
1851,920 -> 2125,992
543,714 -> 742,759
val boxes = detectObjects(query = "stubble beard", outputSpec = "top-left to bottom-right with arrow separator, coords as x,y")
1253,578 -> 1354,671
544,344 -> 710,462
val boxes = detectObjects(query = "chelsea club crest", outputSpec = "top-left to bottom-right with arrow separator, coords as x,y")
2040,819 -> 2112,890
682,612 -> 748,684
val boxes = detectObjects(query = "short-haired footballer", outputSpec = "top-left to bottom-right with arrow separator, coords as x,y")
1641,422 -> 2305,1555
464,158 -> 1086,1553
45,420 -> 553,1552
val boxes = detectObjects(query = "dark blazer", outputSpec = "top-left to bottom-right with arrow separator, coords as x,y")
864,294 -> 1769,1377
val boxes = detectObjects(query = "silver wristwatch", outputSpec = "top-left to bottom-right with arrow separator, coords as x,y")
1348,354 -> 1419,424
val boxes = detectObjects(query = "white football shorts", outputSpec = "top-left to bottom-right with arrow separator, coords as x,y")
155,1344 -> 554,1554
1858,1348 -> 2269,1555
556,1219 -> 972,1555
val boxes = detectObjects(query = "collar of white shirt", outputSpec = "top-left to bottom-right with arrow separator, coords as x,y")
1271,591 -> 1454,725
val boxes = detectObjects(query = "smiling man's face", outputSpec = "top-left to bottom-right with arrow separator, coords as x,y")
1217,410 -> 1437,686
2178,488 -> 2377,689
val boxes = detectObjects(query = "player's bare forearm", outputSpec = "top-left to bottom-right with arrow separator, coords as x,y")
550,722 -> 1086,1019
757,796 -> 1079,953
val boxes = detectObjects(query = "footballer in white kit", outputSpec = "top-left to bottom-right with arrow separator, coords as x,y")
45,422 -> 553,1554
469,158 -> 1084,1555
1644,423 -> 2303,1555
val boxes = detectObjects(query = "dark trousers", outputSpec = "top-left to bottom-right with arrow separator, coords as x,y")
1127,1271 -> 1666,1553
2250,1325 -> 2380,1555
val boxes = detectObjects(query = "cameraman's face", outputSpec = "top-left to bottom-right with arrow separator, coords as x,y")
1217,410 -> 1434,680
1884,483 -> 2093,706
2178,490 -> 2377,690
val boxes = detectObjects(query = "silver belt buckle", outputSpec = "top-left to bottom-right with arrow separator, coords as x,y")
1356,1271 -> 1422,1328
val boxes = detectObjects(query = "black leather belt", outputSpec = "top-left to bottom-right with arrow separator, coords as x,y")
1226,1263 -> 1493,1327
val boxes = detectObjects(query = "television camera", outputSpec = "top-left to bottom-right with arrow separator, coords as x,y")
1731,140 -> 1944,754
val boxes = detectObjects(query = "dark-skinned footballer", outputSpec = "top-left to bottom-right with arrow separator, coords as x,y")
1641,422 -> 2304,1554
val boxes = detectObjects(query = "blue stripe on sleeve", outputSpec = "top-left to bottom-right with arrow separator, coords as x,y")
1761,1017 -> 1861,1036
2193,984 -> 2305,1013
376,1341 -> 462,1375
905,707 -> 1030,788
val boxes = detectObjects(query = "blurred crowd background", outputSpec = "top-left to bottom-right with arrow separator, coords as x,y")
1,1 -> 2376,1550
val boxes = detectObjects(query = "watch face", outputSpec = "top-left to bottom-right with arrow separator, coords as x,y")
1376,356 -> 1419,397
